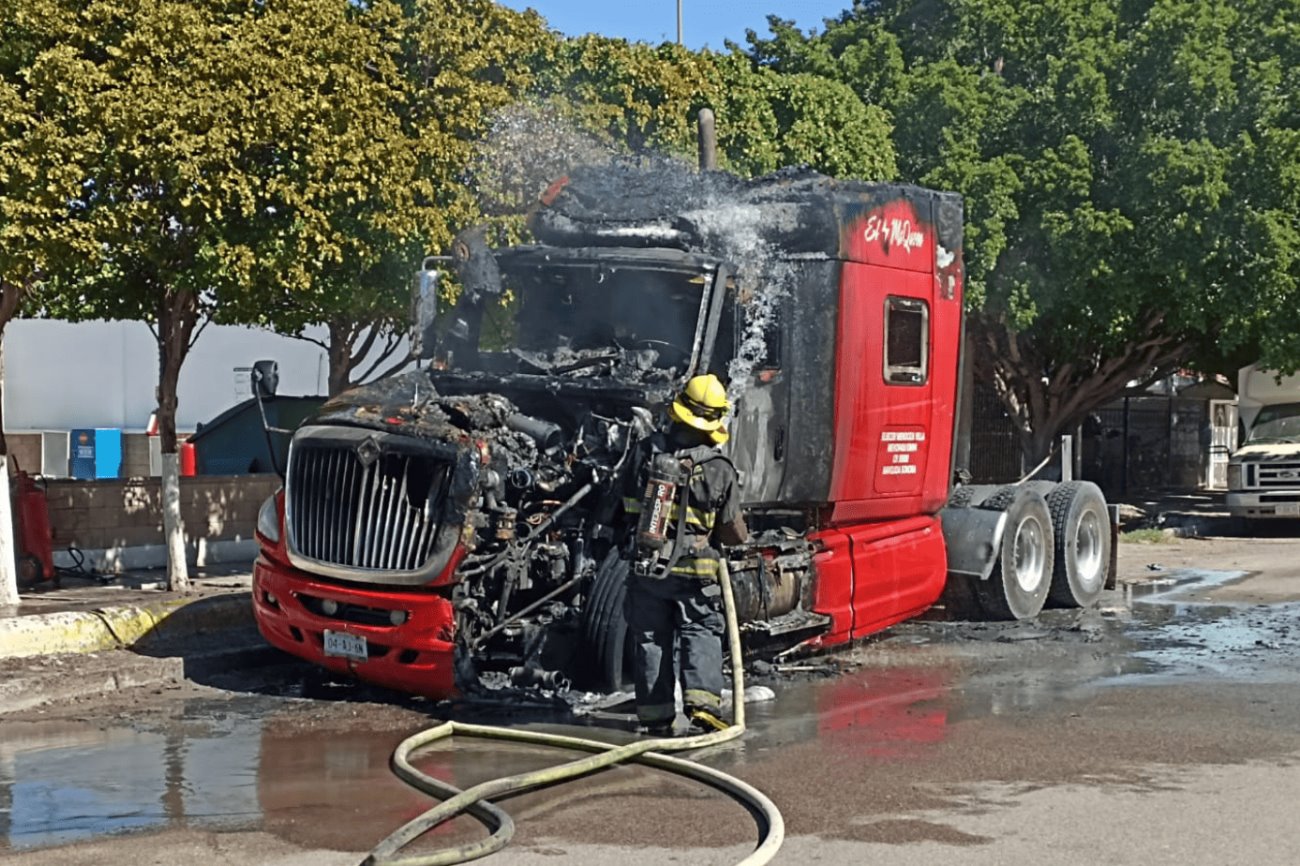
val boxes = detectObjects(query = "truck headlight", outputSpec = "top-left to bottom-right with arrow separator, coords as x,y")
1226,463 -> 1243,490
257,494 -> 281,544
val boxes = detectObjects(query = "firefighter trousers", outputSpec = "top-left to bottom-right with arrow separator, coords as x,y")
626,572 -> 724,726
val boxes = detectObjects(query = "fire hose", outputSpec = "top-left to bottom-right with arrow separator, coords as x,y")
363,559 -> 785,866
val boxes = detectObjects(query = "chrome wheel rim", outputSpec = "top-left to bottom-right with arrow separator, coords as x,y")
1074,509 -> 1105,590
1013,515 -> 1047,593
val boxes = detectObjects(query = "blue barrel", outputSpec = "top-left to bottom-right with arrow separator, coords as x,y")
94,428 -> 122,478
69,429 -> 96,479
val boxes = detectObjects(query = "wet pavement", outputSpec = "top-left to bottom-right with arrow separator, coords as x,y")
3,566 -> 1300,864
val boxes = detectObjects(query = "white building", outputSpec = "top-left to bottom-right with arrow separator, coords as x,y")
3,319 -> 334,434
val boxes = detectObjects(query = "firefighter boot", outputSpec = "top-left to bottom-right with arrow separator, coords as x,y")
687,708 -> 730,735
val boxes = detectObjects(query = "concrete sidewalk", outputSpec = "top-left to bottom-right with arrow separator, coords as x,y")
1,564 -> 254,657
0,563 -> 283,713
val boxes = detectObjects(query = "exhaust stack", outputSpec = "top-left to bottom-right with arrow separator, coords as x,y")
697,108 -> 717,171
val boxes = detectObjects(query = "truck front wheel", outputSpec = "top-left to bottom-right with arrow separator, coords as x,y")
581,549 -> 636,693
976,488 -> 1053,620
1045,481 -> 1110,608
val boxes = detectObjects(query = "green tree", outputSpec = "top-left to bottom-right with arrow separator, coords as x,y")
30,0 -> 435,587
0,0 -> 102,602
752,0 -> 1300,463
531,36 -> 896,182
247,0 -> 553,396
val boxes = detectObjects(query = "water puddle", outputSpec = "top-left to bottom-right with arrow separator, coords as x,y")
0,697 -> 649,853
0,698 -> 450,852
0,713 -> 263,849
1114,568 -> 1300,686
1123,568 -> 1251,603
4,568 -> 1299,854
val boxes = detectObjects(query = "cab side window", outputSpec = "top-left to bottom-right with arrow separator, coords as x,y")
884,296 -> 928,385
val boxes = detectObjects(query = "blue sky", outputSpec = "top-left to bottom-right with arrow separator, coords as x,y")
496,1 -> 854,51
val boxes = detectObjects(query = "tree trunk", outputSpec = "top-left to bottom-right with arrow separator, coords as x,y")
970,311 -> 1190,482
326,319 -> 355,397
157,287 -> 200,592
0,282 -> 28,606
0,454 -> 16,607
323,318 -> 413,397
1020,426 -> 1060,477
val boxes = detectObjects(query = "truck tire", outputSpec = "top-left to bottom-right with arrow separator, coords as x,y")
1045,481 -> 1110,608
974,486 -> 1053,620
581,549 -> 635,692
976,483 -> 1024,513
947,484 -> 998,509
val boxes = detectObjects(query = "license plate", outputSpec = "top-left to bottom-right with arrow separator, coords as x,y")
1277,503 -> 1300,516
323,630 -> 367,661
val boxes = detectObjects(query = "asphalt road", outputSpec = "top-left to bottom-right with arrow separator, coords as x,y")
2,533 -> 1299,865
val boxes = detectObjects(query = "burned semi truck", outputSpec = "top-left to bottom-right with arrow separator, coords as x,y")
251,164 -> 1112,698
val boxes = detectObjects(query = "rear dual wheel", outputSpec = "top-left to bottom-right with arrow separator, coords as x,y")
1045,481 -> 1110,608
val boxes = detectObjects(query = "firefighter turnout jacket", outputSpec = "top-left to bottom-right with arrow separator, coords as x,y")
623,434 -> 747,581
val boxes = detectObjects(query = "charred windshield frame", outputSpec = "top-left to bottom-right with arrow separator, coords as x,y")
438,246 -> 727,383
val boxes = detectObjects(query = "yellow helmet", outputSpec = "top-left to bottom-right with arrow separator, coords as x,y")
670,374 -> 731,445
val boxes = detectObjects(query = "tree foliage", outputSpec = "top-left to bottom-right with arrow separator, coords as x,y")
29,0 -> 439,427
751,0 -> 1300,460
530,36 -> 897,183
273,0 -> 555,396
0,1 -> 103,450
8,0 -> 467,586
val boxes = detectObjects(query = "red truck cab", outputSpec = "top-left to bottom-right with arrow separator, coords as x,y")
253,166 -> 1108,698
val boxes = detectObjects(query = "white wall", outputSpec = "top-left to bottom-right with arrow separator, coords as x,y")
2,320 -> 332,432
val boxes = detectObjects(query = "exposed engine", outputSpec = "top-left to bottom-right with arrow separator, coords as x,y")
283,367 -> 816,692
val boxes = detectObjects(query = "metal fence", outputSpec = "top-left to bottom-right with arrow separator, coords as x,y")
968,387 -> 1210,499
968,385 -> 1024,484
1086,396 -> 1206,498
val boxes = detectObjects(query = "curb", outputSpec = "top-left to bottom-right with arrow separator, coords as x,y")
0,652 -> 189,713
0,592 -> 253,660
0,640 -> 290,714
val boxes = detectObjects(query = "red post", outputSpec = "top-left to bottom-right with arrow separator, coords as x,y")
180,441 -> 197,477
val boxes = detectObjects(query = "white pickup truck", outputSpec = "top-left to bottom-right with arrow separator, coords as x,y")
1227,364 -> 1300,520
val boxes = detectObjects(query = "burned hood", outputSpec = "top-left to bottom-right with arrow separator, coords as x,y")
312,367 -> 673,446
304,371 -> 554,510
426,367 -> 678,410
311,370 -> 519,447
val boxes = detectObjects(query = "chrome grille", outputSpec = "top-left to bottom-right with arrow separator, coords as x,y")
287,437 -> 450,572
1257,462 -> 1300,489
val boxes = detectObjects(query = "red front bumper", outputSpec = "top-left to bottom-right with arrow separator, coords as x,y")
253,554 -> 459,698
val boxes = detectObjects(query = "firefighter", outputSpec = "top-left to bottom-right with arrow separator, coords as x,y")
622,373 -> 749,736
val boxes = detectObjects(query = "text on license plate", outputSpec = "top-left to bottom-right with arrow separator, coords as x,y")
1277,503 -> 1300,516
323,630 -> 368,661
